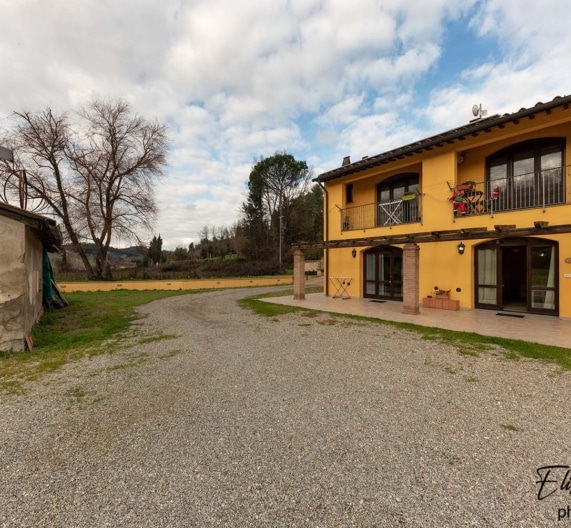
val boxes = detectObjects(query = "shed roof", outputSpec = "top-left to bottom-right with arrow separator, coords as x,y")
0,202 -> 63,252
315,94 -> 571,183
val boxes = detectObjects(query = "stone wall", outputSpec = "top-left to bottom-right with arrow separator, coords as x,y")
24,228 -> 44,338
0,217 -> 27,351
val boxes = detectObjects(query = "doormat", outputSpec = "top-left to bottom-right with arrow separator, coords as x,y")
370,300 -> 387,303
496,312 -> 525,318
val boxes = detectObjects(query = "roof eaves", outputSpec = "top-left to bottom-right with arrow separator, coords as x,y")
315,94 -> 571,183
0,202 -> 63,251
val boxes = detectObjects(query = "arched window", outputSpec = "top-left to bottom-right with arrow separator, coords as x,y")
376,172 -> 419,225
487,138 -> 565,210
377,172 -> 419,202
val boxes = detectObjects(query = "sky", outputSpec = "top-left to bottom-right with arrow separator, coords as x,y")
1,0 -> 570,249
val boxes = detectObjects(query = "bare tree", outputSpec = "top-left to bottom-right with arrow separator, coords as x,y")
198,225 -> 210,242
0,100 -> 170,279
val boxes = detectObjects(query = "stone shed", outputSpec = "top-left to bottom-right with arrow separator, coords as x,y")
0,202 -> 62,351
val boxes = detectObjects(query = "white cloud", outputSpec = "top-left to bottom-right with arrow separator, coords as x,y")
426,0 -> 571,132
315,95 -> 366,127
472,0 -> 570,59
1,0 -> 570,248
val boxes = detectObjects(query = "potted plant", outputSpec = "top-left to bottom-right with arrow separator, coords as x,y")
401,191 -> 417,201
423,287 -> 459,310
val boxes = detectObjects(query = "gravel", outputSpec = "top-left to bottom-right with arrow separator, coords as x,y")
1,286 -> 570,527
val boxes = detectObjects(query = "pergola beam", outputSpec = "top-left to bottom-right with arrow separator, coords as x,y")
294,223 -> 571,250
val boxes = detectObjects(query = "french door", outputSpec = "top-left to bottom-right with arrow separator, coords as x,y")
475,238 -> 558,315
364,246 -> 403,300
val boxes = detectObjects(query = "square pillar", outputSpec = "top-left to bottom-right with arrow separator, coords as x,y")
293,249 -> 306,300
402,242 -> 420,315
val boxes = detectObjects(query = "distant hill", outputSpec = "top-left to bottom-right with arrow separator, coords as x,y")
51,244 -> 146,271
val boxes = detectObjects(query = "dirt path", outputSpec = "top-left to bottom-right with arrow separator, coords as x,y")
0,287 -> 568,526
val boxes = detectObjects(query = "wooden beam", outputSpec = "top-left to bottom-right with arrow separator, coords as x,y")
461,227 -> 486,233
293,224 -> 571,250
494,224 -> 516,231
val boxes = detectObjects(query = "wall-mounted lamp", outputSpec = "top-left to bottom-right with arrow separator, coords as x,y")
352,248 -> 357,258
457,241 -> 466,255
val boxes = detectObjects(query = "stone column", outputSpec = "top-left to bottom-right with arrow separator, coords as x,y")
293,249 -> 306,300
402,242 -> 420,315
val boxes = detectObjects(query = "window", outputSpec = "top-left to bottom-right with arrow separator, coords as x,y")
364,246 -> 403,300
346,183 -> 354,204
487,138 -> 565,210
377,172 -> 419,225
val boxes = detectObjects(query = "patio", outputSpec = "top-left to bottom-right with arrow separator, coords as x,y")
263,280 -> 571,349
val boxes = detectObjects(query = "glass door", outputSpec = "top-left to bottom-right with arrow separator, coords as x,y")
475,246 -> 500,309
475,239 -> 558,315
364,247 -> 403,300
530,245 -> 557,313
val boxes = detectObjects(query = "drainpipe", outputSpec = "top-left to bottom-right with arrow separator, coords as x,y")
318,181 -> 329,296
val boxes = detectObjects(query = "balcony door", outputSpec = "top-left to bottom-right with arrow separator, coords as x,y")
475,238 -> 558,315
364,246 -> 403,300
377,173 -> 419,225
487,138 -> 565,210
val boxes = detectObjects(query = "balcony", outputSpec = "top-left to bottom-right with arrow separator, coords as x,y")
458,165 -> 567,217
339,165 -> 567,233
341,194 -> 421,232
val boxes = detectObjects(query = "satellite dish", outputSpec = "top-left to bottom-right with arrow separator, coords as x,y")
472,104 -> 481,117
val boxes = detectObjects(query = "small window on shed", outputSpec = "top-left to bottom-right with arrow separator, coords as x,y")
346,183 -> 354,204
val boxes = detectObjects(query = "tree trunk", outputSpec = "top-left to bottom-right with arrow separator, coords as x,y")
69,240 -> 97,279
95,252 -> 113,280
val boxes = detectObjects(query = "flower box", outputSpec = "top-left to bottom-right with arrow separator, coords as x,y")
442,299 -> 460,311
422,297 -> 459,310
456,183 -> 474,191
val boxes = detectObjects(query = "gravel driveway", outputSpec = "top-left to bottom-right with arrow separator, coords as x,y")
1,287 -> 569,527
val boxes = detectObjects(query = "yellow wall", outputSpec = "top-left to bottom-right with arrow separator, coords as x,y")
417,234 -> 571,315
457,122 -> 571,196
58,276 -> 293,293
323,104 -> 571,317
330,234 -> 571,317
552,235 -> 571,318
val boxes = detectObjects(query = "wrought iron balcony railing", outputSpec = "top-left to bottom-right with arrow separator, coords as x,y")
341,194 -> 422,232
458,166 -> 566,217
339,165 -> 567,232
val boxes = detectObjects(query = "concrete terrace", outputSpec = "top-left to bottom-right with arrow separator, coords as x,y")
262,282 -> 571,349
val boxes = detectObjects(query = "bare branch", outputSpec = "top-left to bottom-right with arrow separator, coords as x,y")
0,99 -> 170,279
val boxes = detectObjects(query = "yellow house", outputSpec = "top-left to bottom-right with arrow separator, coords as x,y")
295,94 -> 571,319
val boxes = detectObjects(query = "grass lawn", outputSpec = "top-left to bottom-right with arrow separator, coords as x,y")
240,290 -> 571,371
0,289 -> 196,394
